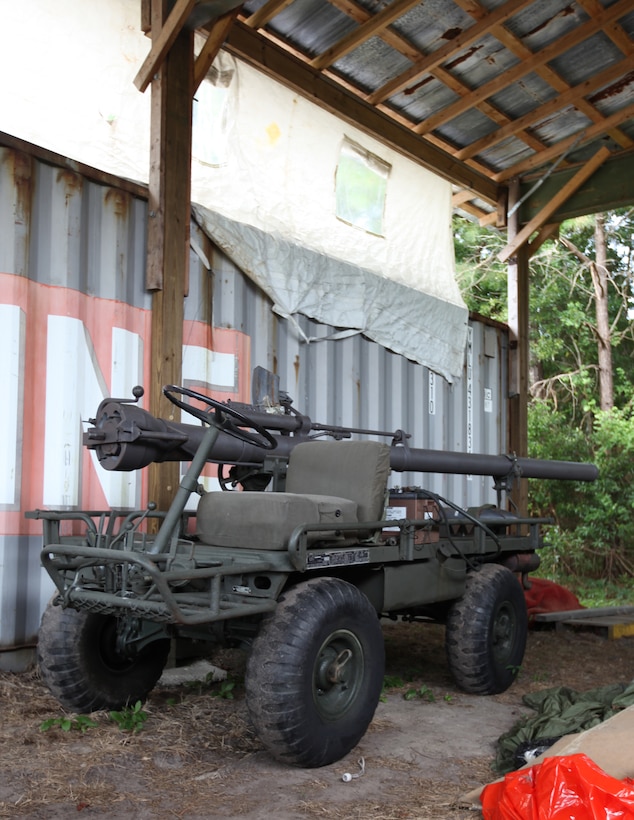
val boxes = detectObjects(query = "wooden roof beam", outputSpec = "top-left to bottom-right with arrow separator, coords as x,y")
244,0 -> 296,30
135,0 -> 197,93
453,0 -> 634,154
367,0 -> 535,105
194,9 -> 239,91
456,60 -> 633,161
498,146 -> 611,263
309,0 -> 423,71
414,0 -> 632,136
495,101 -> 634,182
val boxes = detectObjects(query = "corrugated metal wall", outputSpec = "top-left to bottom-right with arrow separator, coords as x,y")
202,243 -> 508,507
0,140 -> 508,665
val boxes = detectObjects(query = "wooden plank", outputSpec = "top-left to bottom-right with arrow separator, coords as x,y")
560,616 -> 634,640
367,0 -> 535,105
134,0 -> 196,93
518,148 -> 634,223
527,223 -> 560,256
194,10 -> 238,92
496,102 -> 634,183
497,146 -> 611,263
414,0 -> 632,136
244,0 -> 296,29
310,0 -> 422,71
534,605 -> 634,623
456,60 -> 632,162
146,0 -> 194,516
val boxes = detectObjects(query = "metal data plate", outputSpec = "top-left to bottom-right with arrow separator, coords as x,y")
306,549 -> 371,570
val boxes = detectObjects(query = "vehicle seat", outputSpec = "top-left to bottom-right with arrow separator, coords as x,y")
196,439 -> 391,550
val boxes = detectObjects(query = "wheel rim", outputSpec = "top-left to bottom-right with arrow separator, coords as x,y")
96,617 -> 137,674
312,629 -> 365,722
491,602 -> 517,665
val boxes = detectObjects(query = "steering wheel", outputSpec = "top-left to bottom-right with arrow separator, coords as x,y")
163,385 -> 277,451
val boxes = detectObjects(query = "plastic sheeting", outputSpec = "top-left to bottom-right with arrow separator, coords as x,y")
481,754 -> 634,820
194,205 -> 467,380
1,0 -> 468,380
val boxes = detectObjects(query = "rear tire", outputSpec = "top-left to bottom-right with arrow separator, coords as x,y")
245,577 -> 385,767
445,563 -> 527,695
37,601 -> 170,712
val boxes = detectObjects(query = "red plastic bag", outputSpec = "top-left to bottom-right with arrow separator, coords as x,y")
480,754 -> 634,819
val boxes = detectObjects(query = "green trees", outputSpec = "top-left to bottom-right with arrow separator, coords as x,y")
455,209 -> 634,589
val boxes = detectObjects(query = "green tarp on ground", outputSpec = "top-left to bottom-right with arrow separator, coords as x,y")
495,682 -> 634,774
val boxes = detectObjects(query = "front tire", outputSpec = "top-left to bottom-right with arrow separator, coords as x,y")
245,577 -> 385,767
37,601 -> 170,712
445,563 -> 527,695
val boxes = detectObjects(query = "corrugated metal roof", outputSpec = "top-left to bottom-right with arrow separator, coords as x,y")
216,0 -> 634,223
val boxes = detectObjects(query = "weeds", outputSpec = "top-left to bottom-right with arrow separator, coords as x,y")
109,700 -> 148,733
40,715 -> 98,734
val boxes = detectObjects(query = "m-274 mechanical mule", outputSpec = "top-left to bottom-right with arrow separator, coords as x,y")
29,383 -> 597,767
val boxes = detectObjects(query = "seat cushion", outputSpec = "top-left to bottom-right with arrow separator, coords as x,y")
196,491 -> 358,550
286,440 -> 391,522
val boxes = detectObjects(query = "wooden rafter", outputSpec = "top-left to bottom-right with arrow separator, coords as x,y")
453,0 -> 634,154
496,101 -> 634,182
134,0 -> 196,93
457,60 -> 634,162
366,0 -> 535,105
194,9 -> 239,92
498,146 -> 611,262
414,0 -> 632,136
212,0 -> 634,221
310,0 -> 424,71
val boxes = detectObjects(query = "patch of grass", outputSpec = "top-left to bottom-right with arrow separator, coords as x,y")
404,685 -> 435,702
40,714 -> 98,734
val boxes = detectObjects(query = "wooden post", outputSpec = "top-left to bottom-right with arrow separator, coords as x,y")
146,0 -> 194,512
507,179 -> 529,515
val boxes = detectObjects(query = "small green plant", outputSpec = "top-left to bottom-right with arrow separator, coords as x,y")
404,685 -> 435,702
209,679 -> 236,700
380,674 -> 406,702
443,693 -> 454,703
40,714 -> 98,734
109,700 -> 148,733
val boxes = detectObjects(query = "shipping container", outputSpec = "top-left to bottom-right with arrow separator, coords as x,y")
0,138 -> 508,668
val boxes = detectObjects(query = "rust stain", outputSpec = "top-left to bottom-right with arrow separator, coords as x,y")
445,44 -> 483,72
56,169 -> 83,206
403,74 -> 434,96
6,150 -> 33,226
441,27 -> 462,41
293,354 -> 300,384
589,70 -> 634,103
524,4 -> 575,39
104,187 -> 130,219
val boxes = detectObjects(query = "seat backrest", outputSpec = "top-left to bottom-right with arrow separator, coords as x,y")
285,440 -> 391,522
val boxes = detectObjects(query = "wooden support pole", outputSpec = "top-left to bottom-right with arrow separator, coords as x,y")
135,0 -> 196,93
506,179 -> 529,515
146,0 -> 194,513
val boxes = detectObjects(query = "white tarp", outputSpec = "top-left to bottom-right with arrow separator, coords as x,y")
1,0 -> 468,380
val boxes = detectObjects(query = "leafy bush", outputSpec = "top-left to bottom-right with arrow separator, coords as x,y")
528,401 -> 634,582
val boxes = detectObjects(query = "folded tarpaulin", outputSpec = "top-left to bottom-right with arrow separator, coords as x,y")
494,683 -> 634,774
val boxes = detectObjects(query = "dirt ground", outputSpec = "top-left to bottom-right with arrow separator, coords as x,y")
1,620 -> 633,819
